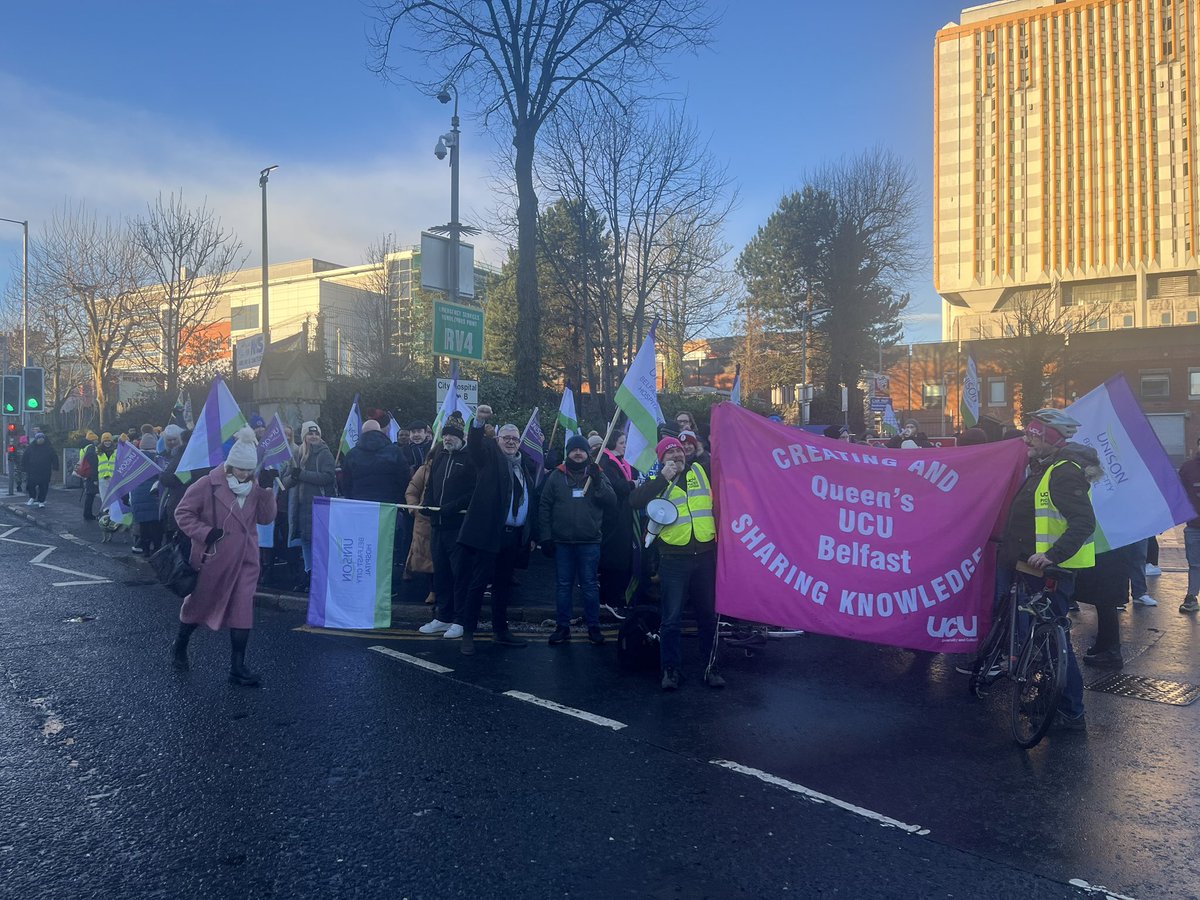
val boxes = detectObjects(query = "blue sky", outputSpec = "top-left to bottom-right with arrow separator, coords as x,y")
0,0 -> 969,345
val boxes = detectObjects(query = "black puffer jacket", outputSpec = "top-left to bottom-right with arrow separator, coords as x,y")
342,430 -> 410,504
423,446 -> 475,531
999,442 -> 1101,568
539,463 -> 616,544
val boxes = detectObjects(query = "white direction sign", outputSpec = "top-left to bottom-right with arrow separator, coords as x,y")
435,378 -> 479,417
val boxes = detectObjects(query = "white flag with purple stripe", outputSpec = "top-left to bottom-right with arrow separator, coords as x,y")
1066,375 -> 1197,552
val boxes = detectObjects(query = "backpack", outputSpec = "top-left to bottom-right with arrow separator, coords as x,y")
617,605 -> 662,672
76,456 -> 94,480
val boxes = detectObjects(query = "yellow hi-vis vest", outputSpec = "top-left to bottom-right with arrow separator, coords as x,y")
659,463 -> 716,547
97,449 -> 116,481
1034,460 -> 1095,568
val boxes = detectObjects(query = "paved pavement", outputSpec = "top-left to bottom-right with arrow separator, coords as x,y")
2,485 -> 1198,898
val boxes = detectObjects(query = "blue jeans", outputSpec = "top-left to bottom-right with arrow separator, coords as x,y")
555,543 -> 601,627
301,538 -> 313,573
996,566 -> 1085,719
1186,527 -> 1200,597
658,550 -> 718,674
1128,538 -> 1149,598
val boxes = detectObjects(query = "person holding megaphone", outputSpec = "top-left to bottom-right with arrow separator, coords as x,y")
631,437 -> 723,692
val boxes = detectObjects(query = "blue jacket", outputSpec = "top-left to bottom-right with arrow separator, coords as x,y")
130,477 -> 161,524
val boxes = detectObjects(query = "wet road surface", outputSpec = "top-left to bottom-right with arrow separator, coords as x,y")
1,503 -> 1196,898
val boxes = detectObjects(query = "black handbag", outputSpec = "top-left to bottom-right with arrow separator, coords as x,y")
149,533 -> 198,598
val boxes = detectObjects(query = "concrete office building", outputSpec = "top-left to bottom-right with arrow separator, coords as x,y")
935,0 -> 1200,340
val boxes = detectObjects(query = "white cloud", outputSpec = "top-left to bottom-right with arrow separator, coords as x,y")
0,72 -> 508,296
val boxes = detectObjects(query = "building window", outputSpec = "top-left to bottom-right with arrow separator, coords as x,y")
231,304 -> 260,331
1122,314 -> 1135,327
1189,369 -> 1200,399
987,378 -> 1007,406
922,382 -> 945,409
1161,312 -> 1173,325
1140,373 -> 1171,400
1187,310 -> 1199,323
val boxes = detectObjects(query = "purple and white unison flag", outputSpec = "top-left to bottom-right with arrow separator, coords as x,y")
1067,375 -> 1198,552
100,440 -> 164,508
258,413 -> 295,471
176,374 -> 248,473
306,498 -> 397,629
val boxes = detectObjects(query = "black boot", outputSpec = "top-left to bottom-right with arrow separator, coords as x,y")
172,623 -> 198,670
228,628 -> 261,687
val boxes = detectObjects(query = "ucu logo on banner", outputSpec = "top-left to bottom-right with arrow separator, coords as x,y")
926,616 -> 978,639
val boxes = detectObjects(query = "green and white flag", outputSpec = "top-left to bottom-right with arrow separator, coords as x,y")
433,360 -> 473,438
960,348 -> 980,429
557,381 -> 579,444
306,497 -> 396,629
338,394 -> 363,458
615,321 -> 665,472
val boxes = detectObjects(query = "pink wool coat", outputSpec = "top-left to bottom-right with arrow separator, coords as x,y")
174,467 -> 277,631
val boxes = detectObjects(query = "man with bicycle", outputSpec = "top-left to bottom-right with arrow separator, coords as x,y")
996,408 -> 1102,732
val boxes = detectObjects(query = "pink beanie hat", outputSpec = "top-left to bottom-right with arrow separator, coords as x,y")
656,437 -> 684,461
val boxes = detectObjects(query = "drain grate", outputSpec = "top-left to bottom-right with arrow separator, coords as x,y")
1086,673 -> 1200,706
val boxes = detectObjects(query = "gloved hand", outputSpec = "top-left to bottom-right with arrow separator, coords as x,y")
588,463 -> 602,481
258,468 -> 278,489
541,541 -> 556,558
205,528 -> 224,547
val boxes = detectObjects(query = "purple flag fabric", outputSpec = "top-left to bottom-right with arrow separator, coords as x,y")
100,440 -> 164,508
259,413 -> 294,471
520,407 -> 545,474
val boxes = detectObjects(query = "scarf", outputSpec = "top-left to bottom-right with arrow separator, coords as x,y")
227,475 -> 253,507
506,453 -> 526,518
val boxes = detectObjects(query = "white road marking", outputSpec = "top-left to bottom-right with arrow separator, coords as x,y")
0,527 -> 111,586
502,690 -> 627,731
1068,879 -> 1139,900
368,645 -> 454,674
710,759 -> 931,836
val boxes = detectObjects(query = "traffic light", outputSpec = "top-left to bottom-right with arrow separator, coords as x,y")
2,375 -> 19,416
6,422 -> 17,457
22,367 -> 44,413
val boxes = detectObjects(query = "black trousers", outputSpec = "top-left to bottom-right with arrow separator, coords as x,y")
431,525 -> 463,624
138,520 -> 164,553
27,477 -> 50,503
83,487 -> 98,519
456,529 -> 521,635
599,565 -> 631,608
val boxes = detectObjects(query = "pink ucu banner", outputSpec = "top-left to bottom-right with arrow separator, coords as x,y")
711,404 -> 1028,652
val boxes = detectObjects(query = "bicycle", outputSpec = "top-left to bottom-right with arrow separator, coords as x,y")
967,562 -> 1070,749
718,618 -> 805,658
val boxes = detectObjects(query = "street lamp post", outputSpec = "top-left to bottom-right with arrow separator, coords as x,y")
0,217 -> 28,368
259,166 -> 278,347
435,85 -> 461,308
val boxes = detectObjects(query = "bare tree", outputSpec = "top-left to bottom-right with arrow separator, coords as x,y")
995,285 -> 1104,419
653,221 -> 739,392
348,234 -> 405,378
540,95 -> 736,401
36,205 -> 147,429
130,193 -> 245,397
368,0 -> 716,403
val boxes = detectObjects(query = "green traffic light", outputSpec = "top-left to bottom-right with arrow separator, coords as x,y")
27,399 -> 38,409
3,404 -> 13,413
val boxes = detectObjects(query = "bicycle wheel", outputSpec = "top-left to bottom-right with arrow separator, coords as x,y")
967,603 -> 1010,697
1010,622 -> 1067,749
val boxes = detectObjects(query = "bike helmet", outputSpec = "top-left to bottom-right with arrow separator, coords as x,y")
1026,408 -> 1080,441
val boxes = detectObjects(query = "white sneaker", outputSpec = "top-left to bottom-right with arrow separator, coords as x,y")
35,502 -> 45,508
442,624 -> 464,639
1144,563 -> 1162,576
25,498 -> 34,506
1132,594 -> 1158,607
418,619 -> 450,635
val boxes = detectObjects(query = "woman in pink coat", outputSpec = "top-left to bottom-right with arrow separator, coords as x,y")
172,428 -> 278,686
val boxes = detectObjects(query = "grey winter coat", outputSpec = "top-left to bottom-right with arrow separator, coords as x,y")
287,440 -> 336,541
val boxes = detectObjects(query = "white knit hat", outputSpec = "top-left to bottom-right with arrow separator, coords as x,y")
225,426 -> 259,469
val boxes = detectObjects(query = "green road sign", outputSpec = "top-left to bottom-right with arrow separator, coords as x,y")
433,299 -> 485,362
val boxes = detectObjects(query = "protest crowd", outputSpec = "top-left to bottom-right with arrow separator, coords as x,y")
22,362 -> 1199,724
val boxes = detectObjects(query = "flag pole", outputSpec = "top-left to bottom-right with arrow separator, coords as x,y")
582,406 -> 622,493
